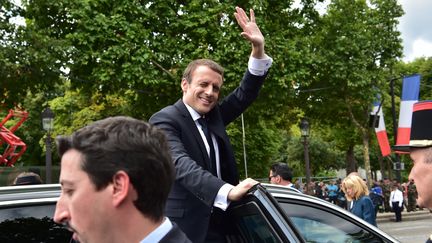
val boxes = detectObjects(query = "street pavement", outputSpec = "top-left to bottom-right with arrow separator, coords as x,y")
377,210 -> 432,243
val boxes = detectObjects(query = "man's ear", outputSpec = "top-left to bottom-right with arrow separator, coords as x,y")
276,175 -> 282,183
111,171 -> 130,207
181,78 -> 188,93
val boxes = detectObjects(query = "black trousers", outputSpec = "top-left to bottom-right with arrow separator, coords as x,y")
392,201 -> 402,222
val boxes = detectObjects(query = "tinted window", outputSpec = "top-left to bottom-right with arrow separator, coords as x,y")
227,201 -> 284,243
0,204 -> 72,242
279,201 -> 384,243
0,204 -> 55,222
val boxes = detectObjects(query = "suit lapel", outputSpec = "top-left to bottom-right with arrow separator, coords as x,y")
174,100 -> 212,170
206,106 -> 229,142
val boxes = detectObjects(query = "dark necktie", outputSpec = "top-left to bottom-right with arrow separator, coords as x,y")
197,117 -> 217,176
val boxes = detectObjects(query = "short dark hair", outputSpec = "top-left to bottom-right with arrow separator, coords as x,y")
417,147 -> 432,164
182,59 -> 224,83
13,172 -> 43,185
270,163 -> 293,182
56,116 -> 174,222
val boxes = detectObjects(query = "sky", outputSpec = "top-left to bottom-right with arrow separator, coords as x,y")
398,0 -> 432,62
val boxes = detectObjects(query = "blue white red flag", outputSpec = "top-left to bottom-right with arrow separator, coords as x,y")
395,74 -> 421,153
371,99 -> 391,156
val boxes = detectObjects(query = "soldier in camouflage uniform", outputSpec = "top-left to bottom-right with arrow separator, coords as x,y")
382,178 -> 393,212
407,179 -> 418,212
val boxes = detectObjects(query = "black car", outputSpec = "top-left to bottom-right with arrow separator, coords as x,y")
0,184 -> 71,242
0,183 -> 397,242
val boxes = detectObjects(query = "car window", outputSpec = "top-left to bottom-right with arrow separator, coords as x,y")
226,201 -> 286,243
0,204 -> 55,222
0,204 -> 72,242
279,201 -> 384,243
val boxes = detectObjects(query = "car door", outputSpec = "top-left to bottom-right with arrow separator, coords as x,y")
275,196 -> 397,243
0,202 -> 72,242
0,185 -> 72,243
225,184 -> 303,243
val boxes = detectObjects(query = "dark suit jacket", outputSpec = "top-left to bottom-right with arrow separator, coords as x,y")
149,70 -> 267,243
350,196 -> 377,226
159,223 -> 191,243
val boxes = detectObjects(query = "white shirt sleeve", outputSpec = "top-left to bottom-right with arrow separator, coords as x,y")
389,192 -> 393,207
248,55 -> 273,76
397,190 -> 404,207
213,183 -> 235,211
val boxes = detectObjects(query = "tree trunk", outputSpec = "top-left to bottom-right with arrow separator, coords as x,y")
378,152 -> 385,179
345,145 -> 357,175
362,131 -> 373,187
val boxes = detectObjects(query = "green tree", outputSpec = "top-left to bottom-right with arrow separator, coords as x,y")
20,0 -> 325,177
2,0 -> 406,181
296,0 -> 403,185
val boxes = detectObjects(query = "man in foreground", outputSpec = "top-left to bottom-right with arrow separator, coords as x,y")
54,116 -> 190,243
393,101 -> 432,209
393,101 -> 432,241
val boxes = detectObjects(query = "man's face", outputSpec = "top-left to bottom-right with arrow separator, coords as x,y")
409,148 -> 432,208
54,149 -> 112,243
182,65 -> 223,115
268,170 -> 278,184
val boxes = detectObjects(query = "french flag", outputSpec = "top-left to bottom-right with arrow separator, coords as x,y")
395,74 -> 421,153
371,100 -> 391,156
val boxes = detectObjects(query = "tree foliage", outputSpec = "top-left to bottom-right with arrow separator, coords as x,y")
295,0 -> 403,183
0,0 -> 409,181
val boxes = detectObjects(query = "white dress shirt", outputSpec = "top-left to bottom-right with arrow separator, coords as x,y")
389,189 -> 403,207
140,217 -> 173,243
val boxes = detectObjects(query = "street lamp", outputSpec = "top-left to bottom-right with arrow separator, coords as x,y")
300,118 -> 311,195
390,77 -> 402,183
42,107 -> 54,184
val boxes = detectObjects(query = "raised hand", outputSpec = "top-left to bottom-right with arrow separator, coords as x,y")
234,6 -> 265,58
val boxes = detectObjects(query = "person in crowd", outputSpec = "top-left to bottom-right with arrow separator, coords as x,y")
149,6 -> 271,242
401,181 -> 408,211
13,172 -> 43,185
269,163 -> 301,192
326,180 -> 339,204
315,181 -> 325,199
294,179 -> 304,193
369,182 -> 384,217
342,174 -> 377,226
389,184 -> 404,222
407,179 -> 418,212
53,117 -> 190,243
382,178 -> 392,212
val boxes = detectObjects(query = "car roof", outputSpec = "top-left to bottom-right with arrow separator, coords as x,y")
0,184 -> 60,207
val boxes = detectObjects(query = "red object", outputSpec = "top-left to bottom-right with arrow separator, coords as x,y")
375,130 -> 391,157
0,109 -> 29,166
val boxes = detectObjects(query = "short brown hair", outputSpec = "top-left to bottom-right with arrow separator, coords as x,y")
421,147 -> 432,164
56,116 -> 174,222
182,59 -> 224,83
13,172 -> 43,185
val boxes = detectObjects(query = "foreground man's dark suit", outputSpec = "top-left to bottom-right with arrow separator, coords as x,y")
149,70 -> 267,243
